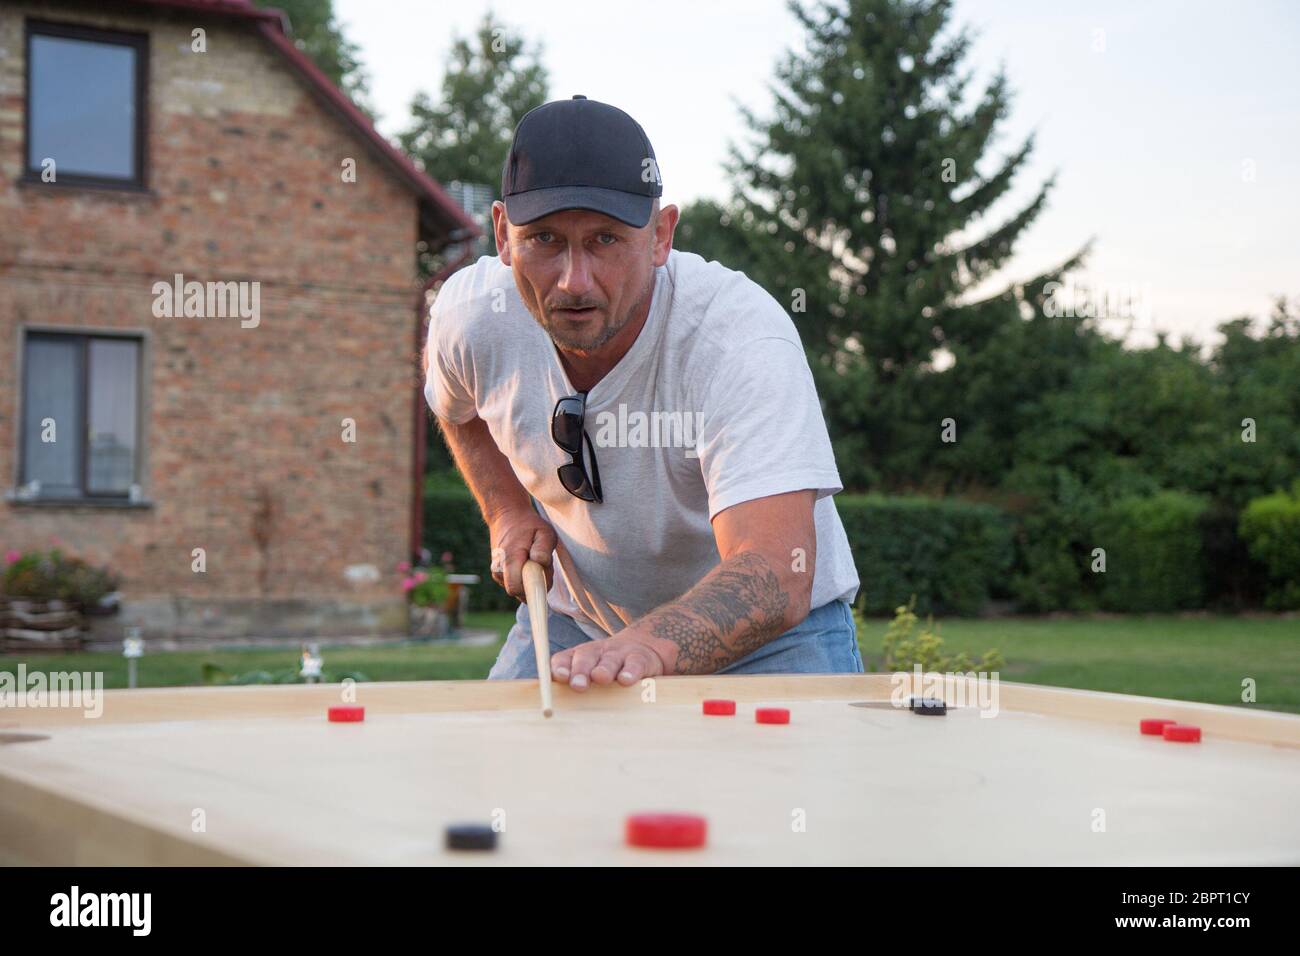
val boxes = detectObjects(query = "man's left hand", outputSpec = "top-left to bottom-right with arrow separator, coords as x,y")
551,630 -> 672,691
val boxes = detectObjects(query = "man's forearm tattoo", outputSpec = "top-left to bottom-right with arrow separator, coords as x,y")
647,551 -> 791,674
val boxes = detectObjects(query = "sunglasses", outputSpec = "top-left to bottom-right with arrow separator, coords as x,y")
551,393 -> 603,503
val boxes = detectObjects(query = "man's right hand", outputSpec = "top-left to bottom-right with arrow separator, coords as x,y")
488,508 -> 557,601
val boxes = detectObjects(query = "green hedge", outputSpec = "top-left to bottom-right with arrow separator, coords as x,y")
422,481 -> 1270,615
422,481 -> 516,612
424,484 -> 1016,616
835,494 -> 1015,616
1006,495 -> 1104,614
1239,483 -> 1300,610
1093,491 -> 1210,612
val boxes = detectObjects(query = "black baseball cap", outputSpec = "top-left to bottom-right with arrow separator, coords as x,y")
501,95 -> 663,229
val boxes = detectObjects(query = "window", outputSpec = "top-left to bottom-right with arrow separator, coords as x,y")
20,333 -> 143,501
25,21 -> 148,187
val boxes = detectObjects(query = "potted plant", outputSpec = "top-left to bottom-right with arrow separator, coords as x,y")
401,560 -> 451,639
1,547 -> 119,652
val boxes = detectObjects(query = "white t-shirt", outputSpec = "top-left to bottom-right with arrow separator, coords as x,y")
425,248 -> 860,639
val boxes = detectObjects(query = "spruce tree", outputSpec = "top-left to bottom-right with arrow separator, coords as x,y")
677,0 -> 1086,489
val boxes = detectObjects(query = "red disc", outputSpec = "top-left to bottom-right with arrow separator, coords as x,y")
702,699 -> 736,716
1140,718 -> 1176,736
625,813 -> 707,849
756,707 -> 790,724
1162,723 -> 1201,743
328,705 -> 365,722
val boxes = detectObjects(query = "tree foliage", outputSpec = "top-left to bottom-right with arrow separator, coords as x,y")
399,12 -> 549,202
673,0 -> 1300,610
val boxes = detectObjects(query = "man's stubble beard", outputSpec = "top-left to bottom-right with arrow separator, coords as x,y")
538,268 -> 654,355
543,310 -> 624,353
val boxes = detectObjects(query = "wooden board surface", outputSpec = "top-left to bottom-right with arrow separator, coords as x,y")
2,675 -> 1299,865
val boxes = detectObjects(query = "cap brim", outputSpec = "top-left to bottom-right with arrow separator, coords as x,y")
504,185 -> 655,228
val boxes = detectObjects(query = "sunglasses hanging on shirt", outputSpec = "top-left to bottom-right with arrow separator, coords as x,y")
551,392 -> 603,503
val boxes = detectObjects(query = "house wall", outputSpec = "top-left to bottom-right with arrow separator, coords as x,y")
0,1 -> 421,637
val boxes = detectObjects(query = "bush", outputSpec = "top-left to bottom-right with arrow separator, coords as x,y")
422,478 -> 514,612
836,494 -> 1015,616
1200,499 -> 1269,610
1093,491 -> 1210,612
1007,505 -> 1100,613
859,597 -> 1004,673
1,548 -> 119,612
1001,468 -> 1106,612
1239,482 -> 1300,610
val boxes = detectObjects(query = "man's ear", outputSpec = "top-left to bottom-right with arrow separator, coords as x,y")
653,203 -> 679,267
492,201 -> 512,266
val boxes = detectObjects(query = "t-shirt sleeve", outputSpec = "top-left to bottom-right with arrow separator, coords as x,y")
423,296 -> 478,425
695,336 -> 844,520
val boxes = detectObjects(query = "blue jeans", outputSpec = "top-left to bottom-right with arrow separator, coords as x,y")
487,599 -> 863,679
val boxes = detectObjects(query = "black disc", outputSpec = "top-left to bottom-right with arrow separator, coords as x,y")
445,824 -> 498,851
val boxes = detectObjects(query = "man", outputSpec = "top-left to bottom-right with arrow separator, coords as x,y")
424,95 -> 860,690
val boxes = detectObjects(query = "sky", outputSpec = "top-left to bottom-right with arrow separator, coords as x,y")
335,0 -> 1300,347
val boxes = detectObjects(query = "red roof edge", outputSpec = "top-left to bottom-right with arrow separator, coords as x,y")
122,0 -> 286,29
120,0 -> 482,246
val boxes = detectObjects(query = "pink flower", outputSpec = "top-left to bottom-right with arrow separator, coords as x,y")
440,551 -> 453,564
397,560 -> 411,574
414,571 -> 428,583
4,550 -> 20,564
401,576 -> 417,592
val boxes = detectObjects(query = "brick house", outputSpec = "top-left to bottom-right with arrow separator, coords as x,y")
0,0 -> 479,638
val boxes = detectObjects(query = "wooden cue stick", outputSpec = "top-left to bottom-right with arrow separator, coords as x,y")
521,560 -> 554,718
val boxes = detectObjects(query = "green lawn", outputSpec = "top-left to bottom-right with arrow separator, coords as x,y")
2,612 -> 1296,714
856,614 -> 1300,714
0,612 -> 515,691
